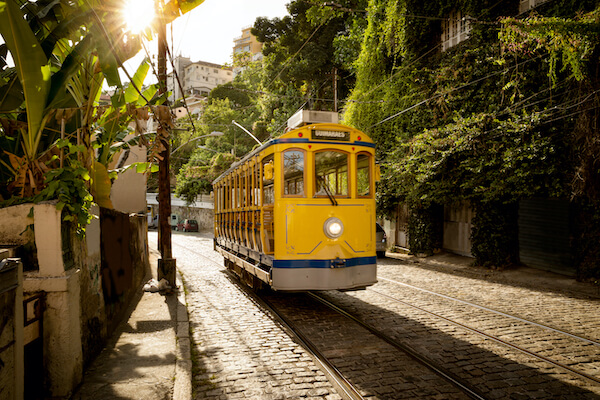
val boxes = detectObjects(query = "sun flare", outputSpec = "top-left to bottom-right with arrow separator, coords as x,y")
122,0 -> 156,33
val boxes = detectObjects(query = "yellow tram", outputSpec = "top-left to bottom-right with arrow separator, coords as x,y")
213,112 -> 378,291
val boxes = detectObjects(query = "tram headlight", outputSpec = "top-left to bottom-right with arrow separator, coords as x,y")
323,217 -> 344,239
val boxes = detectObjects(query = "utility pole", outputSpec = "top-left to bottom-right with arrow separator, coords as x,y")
157,1 -> 176,287
333,67 -> 338,113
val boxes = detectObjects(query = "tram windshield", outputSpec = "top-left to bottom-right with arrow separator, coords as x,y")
283,150 -> 304,196
357,153 -> 371,197
315,151 -> 348,196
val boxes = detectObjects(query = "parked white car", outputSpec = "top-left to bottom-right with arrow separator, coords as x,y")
148,213 -> 180,229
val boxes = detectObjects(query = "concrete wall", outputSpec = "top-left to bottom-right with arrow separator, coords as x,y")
109,135 -> 147,214
0,202 -> 149,398
79,206 -> 107,367
0,202 -> 84,398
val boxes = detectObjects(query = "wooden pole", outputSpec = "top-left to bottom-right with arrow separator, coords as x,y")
333,67 -> 338,113
157,3 -> 176,286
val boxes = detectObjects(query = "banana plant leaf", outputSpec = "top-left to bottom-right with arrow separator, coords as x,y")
0,70 -> 24,113
0,0 -> 52,159
162,0 -> 206,24
124,58 -> 150,104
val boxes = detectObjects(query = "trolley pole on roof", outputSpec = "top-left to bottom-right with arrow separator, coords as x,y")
156,3 -> 176,287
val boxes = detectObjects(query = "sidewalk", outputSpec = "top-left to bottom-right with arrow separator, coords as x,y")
72,249 -> 191,400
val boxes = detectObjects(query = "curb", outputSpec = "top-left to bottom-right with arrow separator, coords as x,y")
173,272 -> 192,400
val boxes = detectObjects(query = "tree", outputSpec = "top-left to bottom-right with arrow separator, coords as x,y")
252,0 -> 368,132
0,0 -> 204,233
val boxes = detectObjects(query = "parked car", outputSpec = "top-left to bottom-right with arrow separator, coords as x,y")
376,223 -> 387,258
148,213 -> 181,230
176,219 -> 199,232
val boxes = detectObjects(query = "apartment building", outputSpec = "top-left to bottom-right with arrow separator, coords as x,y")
167,57 -> 233,102
232,27 -> 263,75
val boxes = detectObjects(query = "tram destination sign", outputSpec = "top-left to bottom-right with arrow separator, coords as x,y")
311,129 -> 350,141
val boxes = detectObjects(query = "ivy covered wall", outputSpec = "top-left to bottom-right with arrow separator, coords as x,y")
346,0 -> 600,278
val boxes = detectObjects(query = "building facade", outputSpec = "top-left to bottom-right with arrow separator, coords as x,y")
232,27 -> 263,75
167,57 -> 233,102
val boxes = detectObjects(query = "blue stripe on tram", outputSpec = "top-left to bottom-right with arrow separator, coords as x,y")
273,256 -> 376,269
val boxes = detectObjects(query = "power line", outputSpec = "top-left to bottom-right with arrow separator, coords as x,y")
368,54 -> 546,129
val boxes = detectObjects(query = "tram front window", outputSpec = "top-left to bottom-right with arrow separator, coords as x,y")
283,150 -> 304,196
357,153 -> 372,197
315,151 -> 348,196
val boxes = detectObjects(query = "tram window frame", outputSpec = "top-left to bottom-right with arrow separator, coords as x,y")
236,172 -> 241,209
226,177 -> 231,210
241,169 -> 247,208
314,150 -> 350,198
254,161 -> 260,207
262,154 -> 275,205
282,148 -> 306,198
356,152 -> 373,198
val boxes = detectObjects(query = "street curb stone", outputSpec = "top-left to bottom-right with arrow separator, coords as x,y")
173,273 -> 192,400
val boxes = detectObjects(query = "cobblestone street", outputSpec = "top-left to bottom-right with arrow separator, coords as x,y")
150,231 -> 600,399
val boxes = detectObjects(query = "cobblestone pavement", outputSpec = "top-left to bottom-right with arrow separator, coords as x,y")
150,231 -> 341,400
152,231 -> 600,399
263,291 -> 471,399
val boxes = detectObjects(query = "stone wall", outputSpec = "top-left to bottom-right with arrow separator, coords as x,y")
100,208 -> 150,333
171,205 -> 214,231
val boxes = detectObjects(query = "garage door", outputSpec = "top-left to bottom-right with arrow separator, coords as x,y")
518,198 -> 574,276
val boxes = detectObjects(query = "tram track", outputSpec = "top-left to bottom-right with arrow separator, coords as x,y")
253,292 -> 367,400
260,289 -> 481,400
305,292 -> 487,400
165,237 -> 367,399
378,276 -> 600,347
370,275 -> 600,385
367,287 -> 600,385
312,285 -> 600,398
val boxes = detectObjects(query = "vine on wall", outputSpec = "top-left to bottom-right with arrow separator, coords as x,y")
347,0 -> 600,276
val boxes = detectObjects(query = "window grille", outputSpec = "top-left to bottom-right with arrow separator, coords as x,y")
441,10 -> 471,51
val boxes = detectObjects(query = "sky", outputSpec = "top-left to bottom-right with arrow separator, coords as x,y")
123,0 -> 290,84
170,0 -> 289,65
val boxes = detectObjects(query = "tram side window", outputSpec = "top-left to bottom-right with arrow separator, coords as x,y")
262,154 -> 274,205
315,151 -> 348,196
357,153 -> 372,197
283,150 -> 304,196
254,165 -> 260,206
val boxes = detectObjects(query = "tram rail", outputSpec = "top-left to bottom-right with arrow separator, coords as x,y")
378,276 -> 600,347
366,287 -> 600,385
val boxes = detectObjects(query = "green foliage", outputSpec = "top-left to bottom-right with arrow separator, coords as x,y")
251,0 -> 368,126
175,152 -> 236,204
396,113 -> 566,206
500,9 -> 600,85
35,140 -> 95,236
407,203 -> 442,255
345,0 -> 600,265
471,201 -> 519,269
0,1 -> 163,235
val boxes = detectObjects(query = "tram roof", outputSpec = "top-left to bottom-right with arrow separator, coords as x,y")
212,123 -> 373,185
